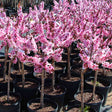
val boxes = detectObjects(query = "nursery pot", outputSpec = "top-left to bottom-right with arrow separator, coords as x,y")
24,62 -> 34,73
11,68 -> 33,81
0,56 -> 10,77
44,84 -> 66,111
74,90 -> 104,112
0,92 -> 21,112
14,78 -> 40,111
62,52 -> 79,60
0,77 -> 13,92
55,60 -> 67,68
97,70 -> 112,92
33,72 -> 52,84
66,104 -> 96,112
85,77 -> 111,106
59,73 -> 80,104
27,98 -> 58,112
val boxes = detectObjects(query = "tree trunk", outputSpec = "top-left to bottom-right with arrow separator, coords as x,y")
52,59 -> 55,91
18,59 -> 21,72
67,46 -> 71,79
7,60 -> 12,101
3,45 -> 9,81
103,67 -> 106,76
22,62 -> 25,88
92,70 -> 98,100
81,68 -> 86,112
40,68 -> 45,108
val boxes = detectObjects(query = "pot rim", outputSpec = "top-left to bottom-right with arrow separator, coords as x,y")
0,92 -> 21,107
27,98 -> 58,112
74,89 -> 104,105
85,77 -> 111,88
15,78 -> 40,90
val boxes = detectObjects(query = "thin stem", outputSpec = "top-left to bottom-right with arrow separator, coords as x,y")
103,67 -> 106,76
92,70 -> 98,100
7,60 -> 12,102
22,62 -> 25,88
3,45 -> 9,81
81,68 -> 86,112
52,59 -> 55,91
67,46 -> 71,79
40,68 -> 45,108
18,59 -> 21,72
90,43 -> 93,60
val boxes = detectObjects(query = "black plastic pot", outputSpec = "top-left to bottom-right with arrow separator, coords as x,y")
14,78 -> 40,111
66,105 -> 96,112
10,68 -> 34,81
65,100 -> 96,112
71,64 -> 94,80
0,80 -> 13,92
24,62 -> 34,72
0,56 -> 10,77
11,62 -> 34,77
33,72 -> 52,84
27,98 -> 58,112
54,66 -> 65,83
54,66 -> 65,75
98,73 -> 112,93
44,84 -> 66,111
71,56 -> 81,66
85,77 -> 111,106
55,60 -> 67,68
74,90 -> 104,112
15,78 -> 40,98
62,53 -> 79,60
0,92 -> 21,112
59,73 -> 80,104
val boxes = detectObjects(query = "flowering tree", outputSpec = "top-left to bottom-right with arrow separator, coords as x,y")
0,8 -> 23,101
75,0 -> 112,111
9,2 -> 63,108
52,0 -> 78,79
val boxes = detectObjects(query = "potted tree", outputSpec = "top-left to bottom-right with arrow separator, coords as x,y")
8,6 -> 40,111
74,0 -> 112,111
26,2 -> 59,111
53,0 -> 81,104
0,8 -> 21,112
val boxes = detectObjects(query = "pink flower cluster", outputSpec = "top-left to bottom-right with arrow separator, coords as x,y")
0,0 -> 112,73
75,0 -> 112,70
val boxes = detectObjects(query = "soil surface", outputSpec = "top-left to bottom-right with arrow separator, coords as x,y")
98,68 -> 112,76
0,58 -> 5,62
0,95 -> 18,106
34,73 -> 52,79
55,66 -> 63,71
63,52 -> 78,56
72,58 -> 82,75
24,62 -> 33,67
72,67 -> 82,75
29,103 -> 55,112
44,86 -> 64,95
0,76 -> 13,83
59,60 -> 67,63
61,76 -> 80,82
67,107 -> 94,112
72,58 -> 82,65
75,92 -> 102,104
67,107 -> 80,112
86,80 -> 105,87
34,66 -> 63,79
17,81 -> 38,88
11,69 -> 31,75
